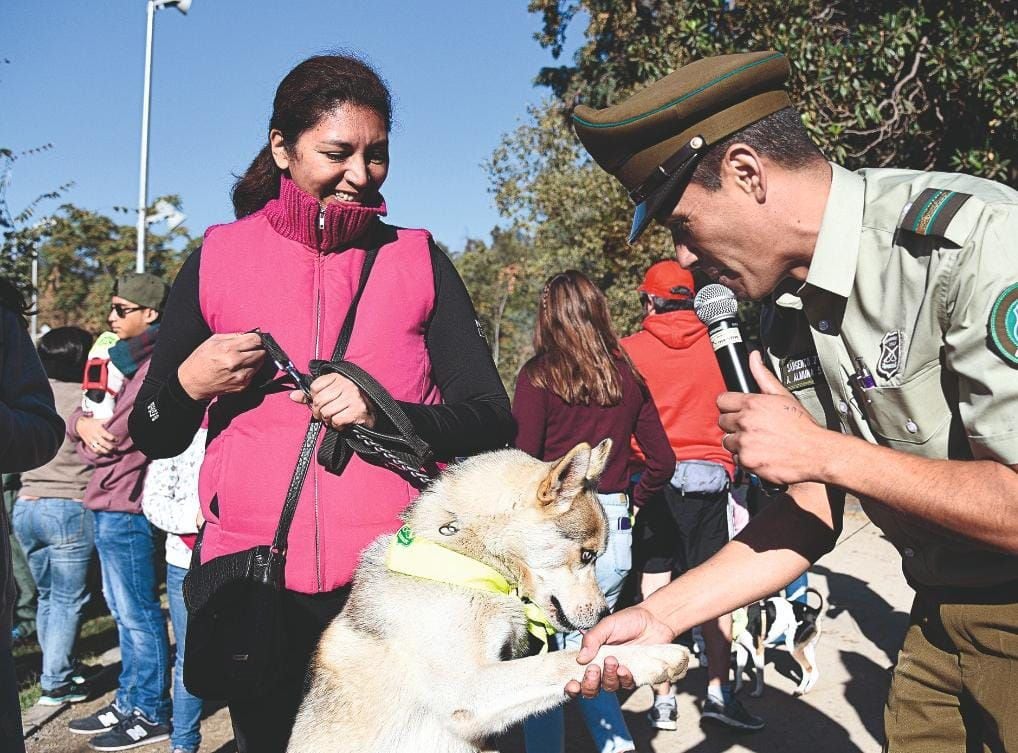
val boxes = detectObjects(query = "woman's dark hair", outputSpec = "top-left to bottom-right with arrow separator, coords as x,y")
37,326 -> 93,382
524,270 -> 644,407
232,55 -> 393,219
0,277 -> 32,330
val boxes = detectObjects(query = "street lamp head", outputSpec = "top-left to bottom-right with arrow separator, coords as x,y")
154,0 -> 191,14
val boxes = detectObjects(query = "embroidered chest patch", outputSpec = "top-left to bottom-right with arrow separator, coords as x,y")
876,331 -> 903,380
780,354 -> 823,392
989,283 -> 1018,367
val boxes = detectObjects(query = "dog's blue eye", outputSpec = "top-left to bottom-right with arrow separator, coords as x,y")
580,549 -> 596,564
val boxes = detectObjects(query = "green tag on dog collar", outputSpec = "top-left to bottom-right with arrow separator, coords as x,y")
989,283 -> 1018,367
396,525 -> 414,546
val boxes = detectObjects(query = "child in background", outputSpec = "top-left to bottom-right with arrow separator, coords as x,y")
141,425 -> 207,753
81,331 -> 123,420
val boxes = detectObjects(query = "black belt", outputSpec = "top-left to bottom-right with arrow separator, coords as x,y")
916,580 -> 1018,606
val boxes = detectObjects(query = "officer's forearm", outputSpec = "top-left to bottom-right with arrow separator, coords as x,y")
645,481 -> 840,635
818,431 -> 1018,556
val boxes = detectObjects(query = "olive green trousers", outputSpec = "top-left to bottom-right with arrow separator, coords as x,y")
884,592 -> 1018,753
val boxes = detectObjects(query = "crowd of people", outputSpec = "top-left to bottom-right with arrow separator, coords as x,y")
1,44 -> 1015,753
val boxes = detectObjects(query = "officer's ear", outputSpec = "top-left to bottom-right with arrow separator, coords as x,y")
722,144 -> 767,204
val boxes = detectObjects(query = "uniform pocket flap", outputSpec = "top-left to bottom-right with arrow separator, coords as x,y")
864,363 -> 951,445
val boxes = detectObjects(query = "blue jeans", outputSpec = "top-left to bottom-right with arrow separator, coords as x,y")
524,493 -> 635,753
12,498 -> 94,691
167,564 -> 202,752
93,511 -> 171,724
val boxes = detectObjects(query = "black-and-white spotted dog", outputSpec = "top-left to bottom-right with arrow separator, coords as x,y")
734,587 -> 824,697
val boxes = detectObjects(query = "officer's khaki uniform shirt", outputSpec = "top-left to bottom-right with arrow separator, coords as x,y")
763,164 -> 1018,591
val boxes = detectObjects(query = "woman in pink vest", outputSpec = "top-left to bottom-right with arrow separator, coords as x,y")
129,55 -> 512,753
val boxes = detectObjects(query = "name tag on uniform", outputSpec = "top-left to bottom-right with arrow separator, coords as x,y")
780,353 -> 823,392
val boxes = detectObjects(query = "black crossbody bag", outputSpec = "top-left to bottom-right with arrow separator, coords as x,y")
182,245 -> 433,700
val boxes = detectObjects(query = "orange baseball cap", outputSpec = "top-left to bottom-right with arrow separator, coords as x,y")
638,260 -> 695,300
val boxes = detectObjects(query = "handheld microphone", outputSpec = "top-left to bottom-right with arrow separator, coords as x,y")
694,283 -> 787,496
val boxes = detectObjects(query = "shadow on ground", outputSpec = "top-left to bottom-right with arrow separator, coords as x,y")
812,563 -> 909,664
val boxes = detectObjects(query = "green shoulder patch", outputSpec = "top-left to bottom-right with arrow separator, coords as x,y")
988,283 -> 1018,367
900,188 -> 972,237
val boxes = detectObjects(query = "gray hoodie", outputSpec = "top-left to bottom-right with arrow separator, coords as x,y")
19,380 -> 92,500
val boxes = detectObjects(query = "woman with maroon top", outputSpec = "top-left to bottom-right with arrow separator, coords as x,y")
513,270 -> 672,753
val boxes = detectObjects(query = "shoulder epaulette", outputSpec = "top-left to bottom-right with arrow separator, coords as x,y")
899,188 -> 973,237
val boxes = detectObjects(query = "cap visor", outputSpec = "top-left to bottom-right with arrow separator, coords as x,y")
627,159 -> 698,245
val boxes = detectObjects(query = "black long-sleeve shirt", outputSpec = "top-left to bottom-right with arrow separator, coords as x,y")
130,242 -> 514,461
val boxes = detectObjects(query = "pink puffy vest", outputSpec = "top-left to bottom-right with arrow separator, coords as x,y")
197,181 -> 440,592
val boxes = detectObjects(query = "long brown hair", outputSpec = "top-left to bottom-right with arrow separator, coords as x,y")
524,270 -> 643,407
231,54 -> 393,219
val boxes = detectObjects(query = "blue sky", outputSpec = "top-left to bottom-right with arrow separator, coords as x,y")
2,1 -> 581,252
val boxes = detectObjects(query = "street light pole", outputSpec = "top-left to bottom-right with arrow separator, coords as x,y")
30,252 -> 38,340
135,0 -> 156,273
135,0 -> 191,274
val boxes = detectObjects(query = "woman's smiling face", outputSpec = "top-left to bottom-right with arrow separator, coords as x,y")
271,103 -> 389,207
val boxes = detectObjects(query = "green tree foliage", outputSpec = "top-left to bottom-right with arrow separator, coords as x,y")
2,59 -> 194,332
1,198 -> 194,332
455,0 -> 1016,388
0,144 -> 75,304
454,228 -> 543,387
531,0 -> 1017,182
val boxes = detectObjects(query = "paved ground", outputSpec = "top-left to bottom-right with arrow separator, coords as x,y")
25,505 -> 912,753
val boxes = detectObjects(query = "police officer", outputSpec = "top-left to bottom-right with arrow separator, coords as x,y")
566,51 -> 1018,751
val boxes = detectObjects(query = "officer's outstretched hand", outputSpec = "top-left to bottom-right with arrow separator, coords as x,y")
717,350 -> 826,485
566,605 -> 676,699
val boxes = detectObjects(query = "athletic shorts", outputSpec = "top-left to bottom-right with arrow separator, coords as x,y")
634,485 -> 729,576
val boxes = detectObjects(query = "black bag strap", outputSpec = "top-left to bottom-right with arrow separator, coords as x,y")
267,246 -> 380,555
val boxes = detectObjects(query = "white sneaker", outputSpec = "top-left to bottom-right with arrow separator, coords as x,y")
647,695 -> 678,730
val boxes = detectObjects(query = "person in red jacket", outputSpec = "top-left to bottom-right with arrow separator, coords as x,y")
622,261 -> 764,732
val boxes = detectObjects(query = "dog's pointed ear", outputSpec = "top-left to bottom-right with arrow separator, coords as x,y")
538,442 -> 591,507
585,438 -> 612,483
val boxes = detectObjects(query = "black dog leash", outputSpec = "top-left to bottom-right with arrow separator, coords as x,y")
257,330 -> 435,488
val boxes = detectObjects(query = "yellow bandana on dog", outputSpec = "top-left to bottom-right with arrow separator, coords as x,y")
385,526 -> 557,653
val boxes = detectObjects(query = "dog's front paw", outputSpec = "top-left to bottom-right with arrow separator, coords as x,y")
595,644 -> 690,686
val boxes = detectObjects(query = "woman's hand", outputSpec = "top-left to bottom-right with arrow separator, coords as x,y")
291,373 -> 376,431
77,416 -> 117,455
177,332 -> 266,401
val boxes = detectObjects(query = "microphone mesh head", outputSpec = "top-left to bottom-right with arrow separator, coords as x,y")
694,284 -> 739,326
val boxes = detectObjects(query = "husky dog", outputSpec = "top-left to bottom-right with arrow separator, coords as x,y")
288,440 -> 689,753
733,587 -> 824,697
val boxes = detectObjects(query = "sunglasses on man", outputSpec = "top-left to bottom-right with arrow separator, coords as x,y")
110,303 -> 146,318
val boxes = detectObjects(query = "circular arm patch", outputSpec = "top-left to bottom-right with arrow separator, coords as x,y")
989,283 -> 1018,366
